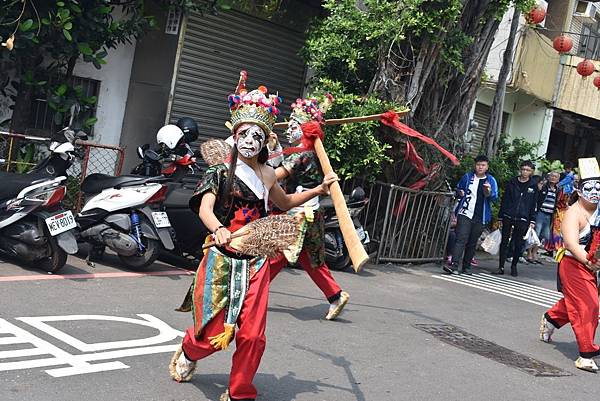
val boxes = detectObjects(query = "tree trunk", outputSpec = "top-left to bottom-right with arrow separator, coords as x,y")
483,6 -> 521,157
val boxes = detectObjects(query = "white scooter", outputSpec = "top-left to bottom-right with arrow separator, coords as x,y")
26,119 -> 175,270
0,170 -> 78,273
77,173 -> 175,269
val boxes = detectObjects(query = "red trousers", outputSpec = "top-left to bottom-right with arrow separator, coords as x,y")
546,256 -> 600,358
270,250 -> 342,303
181,263 -> 270,400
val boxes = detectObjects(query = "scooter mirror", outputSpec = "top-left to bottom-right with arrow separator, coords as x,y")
76,130 -> 88,141
68,104 -> 81,127
146,149 -> 161,161
349,187 -> 366,202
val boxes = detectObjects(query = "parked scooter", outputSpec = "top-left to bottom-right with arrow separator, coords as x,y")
321,187 -> 370,270
27,122 -> 175,270
0,170 -> 78,272
131,122 -> 208,267
77,174 -> 175,269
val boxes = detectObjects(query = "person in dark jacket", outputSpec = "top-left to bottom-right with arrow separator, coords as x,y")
493,160 -> 538,277
443,155 -> 498,275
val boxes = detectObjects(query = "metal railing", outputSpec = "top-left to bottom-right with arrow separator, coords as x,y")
341,180 -> 454,264
0,131 -> 125,211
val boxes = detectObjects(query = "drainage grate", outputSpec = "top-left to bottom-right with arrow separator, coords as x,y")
414,323 -> 571,377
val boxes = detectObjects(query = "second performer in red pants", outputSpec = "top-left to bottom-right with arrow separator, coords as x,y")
269,95 -> 349,321
540,157 -> 600,372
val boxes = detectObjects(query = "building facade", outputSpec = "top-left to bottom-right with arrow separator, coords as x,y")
471,0 -> 600,164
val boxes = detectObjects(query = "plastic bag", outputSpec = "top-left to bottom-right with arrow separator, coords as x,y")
481,229 -> 502,255
523,226 -> 541,249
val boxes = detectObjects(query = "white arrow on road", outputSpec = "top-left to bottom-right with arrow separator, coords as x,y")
0,314 -> 185,377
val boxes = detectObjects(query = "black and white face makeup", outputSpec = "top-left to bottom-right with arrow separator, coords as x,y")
580,179 -> 600,204
285,119 -> 303,144
236,125 -> 266,158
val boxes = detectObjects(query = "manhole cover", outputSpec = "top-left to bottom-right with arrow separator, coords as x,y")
414,323 -> 570,377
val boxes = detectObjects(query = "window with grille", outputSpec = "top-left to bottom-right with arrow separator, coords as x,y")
29,76 -> 100,136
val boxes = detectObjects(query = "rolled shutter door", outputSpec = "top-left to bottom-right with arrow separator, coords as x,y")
168,10 -> 307,144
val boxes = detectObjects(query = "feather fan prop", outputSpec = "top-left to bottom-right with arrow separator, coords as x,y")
202,214 -> 304,258
200,139 -> 232,167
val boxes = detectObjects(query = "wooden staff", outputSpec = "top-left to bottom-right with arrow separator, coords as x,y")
272,109 -> 409,130
314,138 -> 369,272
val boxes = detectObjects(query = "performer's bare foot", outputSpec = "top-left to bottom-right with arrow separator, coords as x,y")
325,291 -> 349,320
219,390 -> 231,401
539,315 -> 555,343
575,357 -> 598,372
169,345 -> 196,382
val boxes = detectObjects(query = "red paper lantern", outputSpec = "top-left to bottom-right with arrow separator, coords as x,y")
577,59 -> 596,77
594,76 -> 600,90
553,35 -> 573,54
527,6 -> 546,24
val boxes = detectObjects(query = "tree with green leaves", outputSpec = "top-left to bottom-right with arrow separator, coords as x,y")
304,0 -> 536,185
0,0 -> 222,133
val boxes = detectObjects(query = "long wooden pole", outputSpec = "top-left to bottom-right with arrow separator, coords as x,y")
313,138 -> 369,272
272,109 -> 409,130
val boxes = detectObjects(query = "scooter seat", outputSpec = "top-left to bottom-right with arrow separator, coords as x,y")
80,173 -> 146,194
0,172 -> 51,201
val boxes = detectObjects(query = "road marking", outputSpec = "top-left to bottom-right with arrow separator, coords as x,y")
0,269 -> 194,283
433,273 -> 562,308
0,314 -> 184,377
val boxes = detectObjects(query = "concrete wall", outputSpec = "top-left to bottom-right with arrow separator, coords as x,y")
555,55 -> 600,119
476,88 -> 551,158
119,3 -> 180,172
512,29 -> 560,102
73,41 -> 136,146
485,6 -> 524,82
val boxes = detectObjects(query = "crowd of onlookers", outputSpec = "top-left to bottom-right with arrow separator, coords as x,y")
443,157 -> 578,277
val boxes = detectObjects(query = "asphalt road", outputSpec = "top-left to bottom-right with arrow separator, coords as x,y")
0,252 -> 598,401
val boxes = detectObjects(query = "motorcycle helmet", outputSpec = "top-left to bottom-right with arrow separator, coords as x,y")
156,124 -> 184,150
176,117 -> 199,143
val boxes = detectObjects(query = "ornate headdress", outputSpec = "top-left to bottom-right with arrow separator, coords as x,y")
579,157 -> 600,183
289,93 -> 334,124
228,70 -> 282,133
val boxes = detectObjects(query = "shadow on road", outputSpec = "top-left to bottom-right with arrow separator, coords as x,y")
191,371 -> 351,401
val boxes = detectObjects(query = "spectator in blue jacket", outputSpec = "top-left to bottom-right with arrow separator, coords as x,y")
443,155 -> 498,275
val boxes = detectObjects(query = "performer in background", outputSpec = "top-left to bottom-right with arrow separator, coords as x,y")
269,95 -> 350,321
540,158 -> 600,372
169,72 -> 337,401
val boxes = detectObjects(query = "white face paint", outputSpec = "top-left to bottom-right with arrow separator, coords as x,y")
236,125 -> 266,158
286,119 -> 303,144
580,179 -> 600,204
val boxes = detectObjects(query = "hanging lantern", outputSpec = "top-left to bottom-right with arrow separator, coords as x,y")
553,35 -> 573,54
577,59 -> 596,77
594,76 -> 600,90
527,6 -> 546,24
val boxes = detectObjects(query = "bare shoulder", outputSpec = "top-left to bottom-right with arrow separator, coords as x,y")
260,164 -> 277,189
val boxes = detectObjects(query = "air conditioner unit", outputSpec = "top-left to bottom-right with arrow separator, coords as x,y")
574,1 -> 599,23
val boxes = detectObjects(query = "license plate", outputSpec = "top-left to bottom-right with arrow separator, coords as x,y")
152,211 -> 171,228
356,226 -> 370,244
45,211 -> 76,236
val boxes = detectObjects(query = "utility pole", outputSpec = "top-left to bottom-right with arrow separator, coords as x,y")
483,5 -> 521,157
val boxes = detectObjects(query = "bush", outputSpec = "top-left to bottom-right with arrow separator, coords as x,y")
311,78 -> 397,180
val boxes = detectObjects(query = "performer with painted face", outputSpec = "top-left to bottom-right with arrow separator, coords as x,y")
540,158 -> 600,372
269,95 -> 350,321
169,71 -> 338,401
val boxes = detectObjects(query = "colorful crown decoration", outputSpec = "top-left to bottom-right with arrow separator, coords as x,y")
290,93 -> 334,124
228,70 -> 282,133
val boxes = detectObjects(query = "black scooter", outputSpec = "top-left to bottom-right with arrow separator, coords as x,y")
132,145 -> 208,268
322,187 -> 370,270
